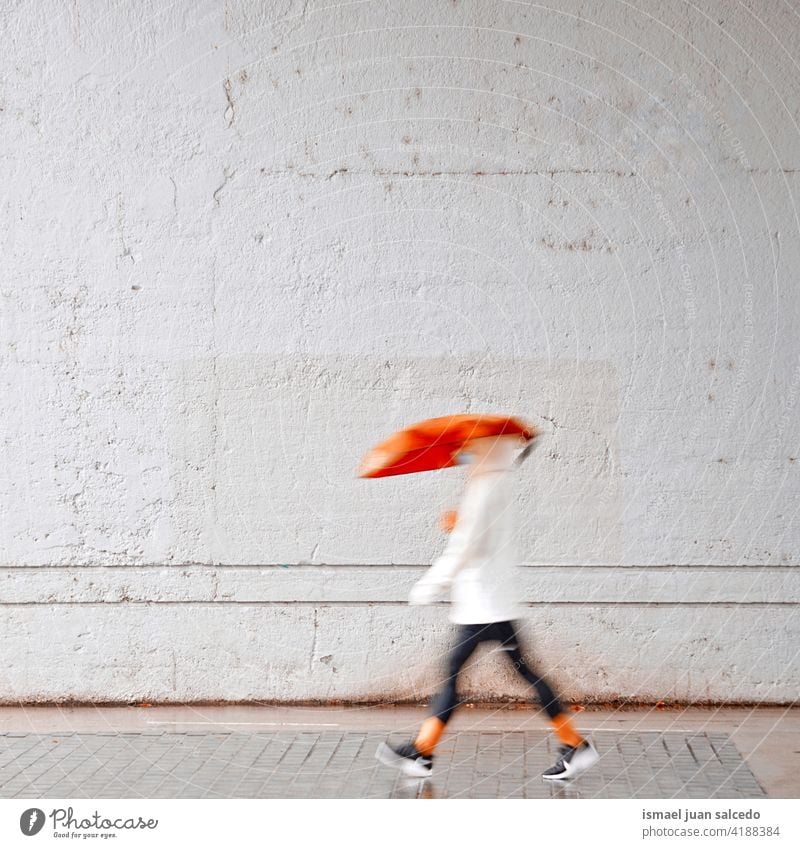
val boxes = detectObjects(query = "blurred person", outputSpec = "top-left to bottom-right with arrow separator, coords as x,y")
375,433 -> 598,781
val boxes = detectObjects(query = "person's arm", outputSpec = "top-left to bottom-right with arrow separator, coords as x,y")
408,475 -> 494,605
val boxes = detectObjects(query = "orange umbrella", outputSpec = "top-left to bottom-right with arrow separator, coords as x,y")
358,413 -> 536,479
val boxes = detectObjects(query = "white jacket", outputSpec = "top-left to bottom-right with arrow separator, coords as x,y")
409,436 -> 523,624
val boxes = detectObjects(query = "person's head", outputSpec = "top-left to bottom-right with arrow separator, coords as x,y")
439,436 -> 526,533
439,434 -> 527,532
456,433 -> 527,475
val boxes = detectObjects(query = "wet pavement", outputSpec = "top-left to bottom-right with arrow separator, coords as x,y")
0,705 -> 794,799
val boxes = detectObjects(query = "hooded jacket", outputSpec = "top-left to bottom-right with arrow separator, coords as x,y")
409,436 -> 523,624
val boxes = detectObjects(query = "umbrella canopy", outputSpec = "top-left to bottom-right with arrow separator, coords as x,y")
358,413 -> 535,479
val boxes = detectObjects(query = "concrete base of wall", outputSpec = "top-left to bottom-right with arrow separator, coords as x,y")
2,564 -> 796,704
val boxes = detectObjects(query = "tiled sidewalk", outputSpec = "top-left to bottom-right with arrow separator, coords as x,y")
0,730 -> 766,799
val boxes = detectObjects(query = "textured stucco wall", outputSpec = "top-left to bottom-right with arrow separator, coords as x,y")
1,0 -> 799,703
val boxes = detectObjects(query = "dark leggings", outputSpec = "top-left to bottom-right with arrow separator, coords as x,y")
428,620 -> 564,724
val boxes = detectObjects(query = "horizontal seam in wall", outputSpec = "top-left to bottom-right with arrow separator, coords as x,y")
0,601 -> 795,608
0,564 -> 797,571
260,169 -> 642,179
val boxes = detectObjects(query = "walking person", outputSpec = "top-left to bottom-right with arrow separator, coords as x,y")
374,432 -> 599,781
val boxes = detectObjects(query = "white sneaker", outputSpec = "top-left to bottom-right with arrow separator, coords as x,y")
542,739 -> 599,780
375,741 -> 434,779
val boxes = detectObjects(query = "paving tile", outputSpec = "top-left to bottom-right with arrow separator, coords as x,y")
0,730 -> 767,799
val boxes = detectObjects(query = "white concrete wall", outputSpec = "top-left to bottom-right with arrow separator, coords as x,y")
1,0 -> 798,703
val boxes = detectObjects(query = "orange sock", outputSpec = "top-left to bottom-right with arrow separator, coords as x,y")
414,717 -> 446,756
551,712 -> 583,748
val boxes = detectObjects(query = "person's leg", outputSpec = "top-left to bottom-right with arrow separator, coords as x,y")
376,623 -> 491,776
493,620 -> 598,778
414,623 -> 488,756
495,620 -> 584,747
